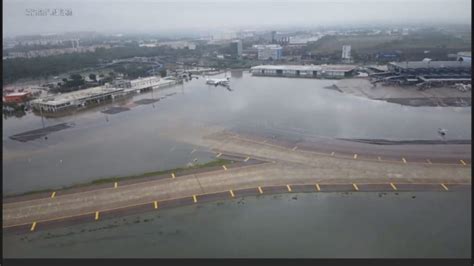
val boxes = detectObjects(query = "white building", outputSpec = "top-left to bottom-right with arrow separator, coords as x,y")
231,40 -> 243,58
250,64 -> 356,79
342,45 -> 351,62
254,45 -> 282,60
158,41 -> 196,50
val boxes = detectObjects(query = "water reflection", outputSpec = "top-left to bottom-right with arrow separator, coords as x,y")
230,70 -> 243,78
2,73 -> 471,194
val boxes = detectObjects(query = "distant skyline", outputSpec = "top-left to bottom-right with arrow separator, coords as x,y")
3,0 -> 471,38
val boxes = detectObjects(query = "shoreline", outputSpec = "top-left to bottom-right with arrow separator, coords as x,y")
3,182 -> 471,234
332,78 -> 472,107
2,158 -> 239,200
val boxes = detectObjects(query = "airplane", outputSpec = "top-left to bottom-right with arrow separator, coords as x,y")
206,77 -> 230,86
438,128 -> 447,138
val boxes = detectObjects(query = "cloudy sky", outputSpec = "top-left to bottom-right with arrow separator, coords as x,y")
3,0 -> 471,37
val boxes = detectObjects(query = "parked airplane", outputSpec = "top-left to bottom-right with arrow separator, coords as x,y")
206,77 -> 230,86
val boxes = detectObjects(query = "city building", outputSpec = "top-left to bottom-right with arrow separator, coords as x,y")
271,31 -> 277,43
342,45 -> 352,62
158,41 -> 196,50
5,44 -> 112,59
230,40 -> 243,58
254,45 -> 283,60
250,64 -> 356,78
375,51 -> 401,62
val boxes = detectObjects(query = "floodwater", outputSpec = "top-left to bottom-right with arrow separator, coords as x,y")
3,191 -> 471,258
3,71 -> 471,194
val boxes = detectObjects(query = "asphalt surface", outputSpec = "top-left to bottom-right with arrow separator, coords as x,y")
3,131 -> 471,233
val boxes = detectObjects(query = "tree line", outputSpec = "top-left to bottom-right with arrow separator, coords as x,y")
3,44 -> 198,85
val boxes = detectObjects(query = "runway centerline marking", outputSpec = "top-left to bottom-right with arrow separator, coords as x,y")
193,195 -> 197,203
30,222 -> 37,231
95,211 -> 100,221
377,156 -> 381,161
229,190 -> 235,198
390,183 -> 397,191
222,165 -> 227,171
460,160 -> 466,166
258,186 -> 263,194
315,184 -> 321,191
286,185 -> 292,192
216,153 -> 222,158
353,184 -> 359,191
50,192 -> 56,198
441,184 -> 449,191
244,157 -> 250,162
154,201 -> 158,209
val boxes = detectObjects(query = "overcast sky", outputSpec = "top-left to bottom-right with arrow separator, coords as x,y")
3,0 -> 471,37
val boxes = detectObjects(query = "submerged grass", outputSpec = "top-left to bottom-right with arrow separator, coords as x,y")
6,158 -> 233,198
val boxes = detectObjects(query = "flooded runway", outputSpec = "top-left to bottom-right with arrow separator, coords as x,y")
3,191 -> 470,258
3,72 -> 471,195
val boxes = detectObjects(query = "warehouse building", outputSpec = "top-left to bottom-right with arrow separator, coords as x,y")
250,64 -> 356,78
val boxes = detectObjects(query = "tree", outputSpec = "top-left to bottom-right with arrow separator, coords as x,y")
89,73 -> 97,81
159,69 -> 167,77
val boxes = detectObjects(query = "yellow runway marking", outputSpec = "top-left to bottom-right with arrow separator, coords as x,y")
441,184 -> 449,191
190,149 -> 196,154
286,185 -> 292,192
331,152 -> 335,156
390,183 -> 397,191
171,173 -> 175,179
244,157 -> 250,162
426,159 -> 432,164
402,158 -> 407,164
292,146 -> 298,151
222,165 -> 227,171
353,184 -> 359,191
114,182 -> 118,189
315,184 -> 321,191
258,186 -> 263,194
193,195 -> 197,203
229,190 -> 235,197
460,160 -> 466,166
154,201 -> 158,209
95,211 -> 100,221
30,222 -> 37,231
50,192 -> 56,198
216,153 -> 222,158
353,154 -> 357,159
